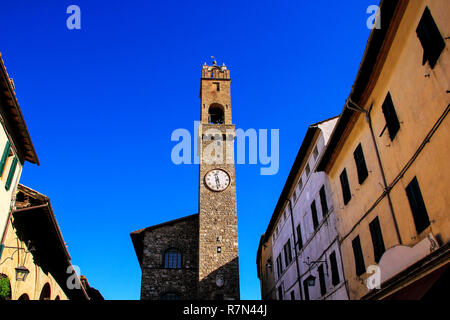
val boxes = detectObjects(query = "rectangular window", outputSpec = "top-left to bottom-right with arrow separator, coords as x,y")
340,168 -> 352,205
303,279 -> 310,301
298,177 -> 303,191
369,216 -> 386,263
353,143 -> 369,184
5,156 -> 18,191
319,186 -> 328,217
278,286 -> 283,300
290,290 -> 295,300
293,189 -> 297,202
313,145 -> 319,160
284,239 -> 292,266
164,250 -> 182,269
369,217 -> 386,263
382,92 -> 400,140
416,7 -> 445,69
0,141 -> 11,178
276,254 -> 283,278
311,200 -> 319,231
329,251 -> 340,286
352,236 -> 366,277
406,177 -> 430,234
318,265 -> 326,296
296,224 -> 303,251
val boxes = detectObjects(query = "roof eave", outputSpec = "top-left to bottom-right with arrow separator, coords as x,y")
0,53 -> 39,165
316,0 -> 407,172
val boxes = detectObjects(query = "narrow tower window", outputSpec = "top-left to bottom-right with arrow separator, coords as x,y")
208,104 -> 224,124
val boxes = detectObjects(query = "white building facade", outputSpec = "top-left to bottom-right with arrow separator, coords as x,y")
0,54 -> 39,252
269,117 -> 349,300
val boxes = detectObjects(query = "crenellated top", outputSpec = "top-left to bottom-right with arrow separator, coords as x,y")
201,60 -> 230,79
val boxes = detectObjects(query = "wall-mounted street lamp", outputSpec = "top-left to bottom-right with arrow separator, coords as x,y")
266,258 -> 272,272
14,266 -> 30,282
304,274 -> 316,287
0,241 -> 34,282
303,256 -> 329,287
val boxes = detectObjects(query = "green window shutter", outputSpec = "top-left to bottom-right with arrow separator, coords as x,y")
5,156 -> 18,191
0,141 -> 11,177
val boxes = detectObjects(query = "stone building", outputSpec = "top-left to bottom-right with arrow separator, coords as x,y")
131,214 -> 199,300
257,117 -> 348,300
131,61 -> 240,300
316,0 -> 449,300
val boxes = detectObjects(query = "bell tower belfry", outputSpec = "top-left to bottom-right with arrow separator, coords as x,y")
198,60 -> 240,300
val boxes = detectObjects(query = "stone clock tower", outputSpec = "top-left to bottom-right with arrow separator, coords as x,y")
130,61 -> 240,301
198,60 -> 240,300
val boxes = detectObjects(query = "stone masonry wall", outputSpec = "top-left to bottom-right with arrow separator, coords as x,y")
140,216 -> 199,300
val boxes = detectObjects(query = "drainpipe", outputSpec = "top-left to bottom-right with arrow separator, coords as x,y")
287,199 -> 304,300
346,99 -> 402,245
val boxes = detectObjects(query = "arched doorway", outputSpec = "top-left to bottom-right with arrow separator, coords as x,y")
208,104 -> 225,124
18,293 -> 30,300
39,283 -> 51,300
0,274 -> 11,300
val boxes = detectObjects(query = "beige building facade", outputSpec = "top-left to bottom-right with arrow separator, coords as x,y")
317,0 -> 449,300
0,185 -> 90,300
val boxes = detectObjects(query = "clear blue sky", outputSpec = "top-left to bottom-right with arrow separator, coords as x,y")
1,1 -> 376,299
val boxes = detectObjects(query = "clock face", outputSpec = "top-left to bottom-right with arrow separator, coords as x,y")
204,169 -> 230,192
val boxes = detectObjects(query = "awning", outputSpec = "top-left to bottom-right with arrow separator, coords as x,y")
382,261 -> 448,300
12,202 -> 89,300
363,242 -> 449,300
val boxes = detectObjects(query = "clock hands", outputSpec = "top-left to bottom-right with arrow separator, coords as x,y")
205,169 -> 230,191
215,173 -> 220,189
